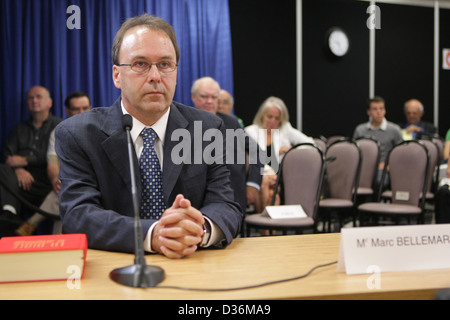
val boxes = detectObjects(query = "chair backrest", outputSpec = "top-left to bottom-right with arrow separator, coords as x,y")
356,137 -> 379,190
382,140 -> 429,207
325,139 -> 362,202
313,138 -> 327,153
419,139 -> 440,193
327,135 -> 346,147
274,143 -> 325,219
432,137 -> 444,158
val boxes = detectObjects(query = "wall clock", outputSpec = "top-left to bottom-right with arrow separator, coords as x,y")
327,28 -> 349,57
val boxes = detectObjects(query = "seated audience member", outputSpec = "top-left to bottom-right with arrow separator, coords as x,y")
55,14 -> 242,259
218,89 -> 244,128
353,96 -> 403,192
434,129 -> 450,224
400,98 -> 437,140
191,77 -> 263,213
15,91 -> 91,236
245,96 -> 315,209
444,129 -> 450,162
0,86 -> 62,236
441,129 -> 450,184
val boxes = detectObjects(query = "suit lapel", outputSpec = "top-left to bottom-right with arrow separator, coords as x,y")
101,99 -> 141,197
162,103 -> 189,202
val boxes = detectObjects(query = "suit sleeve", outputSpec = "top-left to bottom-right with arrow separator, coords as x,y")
196,119 -> 243,246
55,123 -> 154,253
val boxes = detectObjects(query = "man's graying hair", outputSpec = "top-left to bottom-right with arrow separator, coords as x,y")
111,14 -> 180,66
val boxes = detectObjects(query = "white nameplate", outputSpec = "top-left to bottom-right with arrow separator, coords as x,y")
338,224 -> 450,275
261,205 -> 307,219
395,191 -> 410,201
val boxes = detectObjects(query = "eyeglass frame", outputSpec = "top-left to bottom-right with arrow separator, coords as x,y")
117,61 -> 179,74
196,93 -> 219,101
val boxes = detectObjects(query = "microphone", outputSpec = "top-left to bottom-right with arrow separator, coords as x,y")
109,114 -> 165,288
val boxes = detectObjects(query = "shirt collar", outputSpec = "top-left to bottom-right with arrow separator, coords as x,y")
26,113 -> 53,127
367,117 -> 387,131
120,101 -> 170,146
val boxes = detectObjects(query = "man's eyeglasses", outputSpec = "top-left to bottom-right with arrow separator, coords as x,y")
118,61 -> 178,74
197,94 -> 219,101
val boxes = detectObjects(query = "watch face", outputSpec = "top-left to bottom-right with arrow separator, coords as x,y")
328,29 -> 349,57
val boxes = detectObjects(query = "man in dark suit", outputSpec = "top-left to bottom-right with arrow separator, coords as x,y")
191,77 -> 264,213
55,14 -> 242,259
401,99 -> 437,140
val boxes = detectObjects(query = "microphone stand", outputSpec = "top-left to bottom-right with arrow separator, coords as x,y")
110,117 -> 165,287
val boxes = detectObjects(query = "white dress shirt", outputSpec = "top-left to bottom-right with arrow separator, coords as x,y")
121,103 -> 223,252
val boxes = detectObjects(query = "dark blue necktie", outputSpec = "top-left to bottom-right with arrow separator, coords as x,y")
139,128 -> 165,219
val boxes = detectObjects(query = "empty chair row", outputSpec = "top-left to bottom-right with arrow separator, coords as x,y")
244,137 -> 441,235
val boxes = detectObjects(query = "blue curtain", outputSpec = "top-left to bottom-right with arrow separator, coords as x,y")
0,0 -> 233,152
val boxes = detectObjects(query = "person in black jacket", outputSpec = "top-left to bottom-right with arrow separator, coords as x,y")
0,86 -> 62,236
191,77 -> 264,213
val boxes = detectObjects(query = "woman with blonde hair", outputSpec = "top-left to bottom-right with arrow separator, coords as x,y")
245,96 -> 314,170
245,96 -> 314,211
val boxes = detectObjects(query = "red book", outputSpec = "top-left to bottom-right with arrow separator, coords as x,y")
0,233 -> 87,283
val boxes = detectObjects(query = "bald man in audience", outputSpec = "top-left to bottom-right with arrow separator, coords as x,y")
400,99 -> 437,140
0,86 -> 62,236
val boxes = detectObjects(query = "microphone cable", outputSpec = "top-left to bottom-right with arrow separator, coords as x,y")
154,260 -> 338,292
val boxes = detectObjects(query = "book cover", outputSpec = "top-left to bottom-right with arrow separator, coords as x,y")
0,233 -> 88,283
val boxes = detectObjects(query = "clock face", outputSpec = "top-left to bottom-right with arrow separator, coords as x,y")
328,29 -> 349,57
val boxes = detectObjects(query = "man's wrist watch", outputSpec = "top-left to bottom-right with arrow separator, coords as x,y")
200,222 -> 211,247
